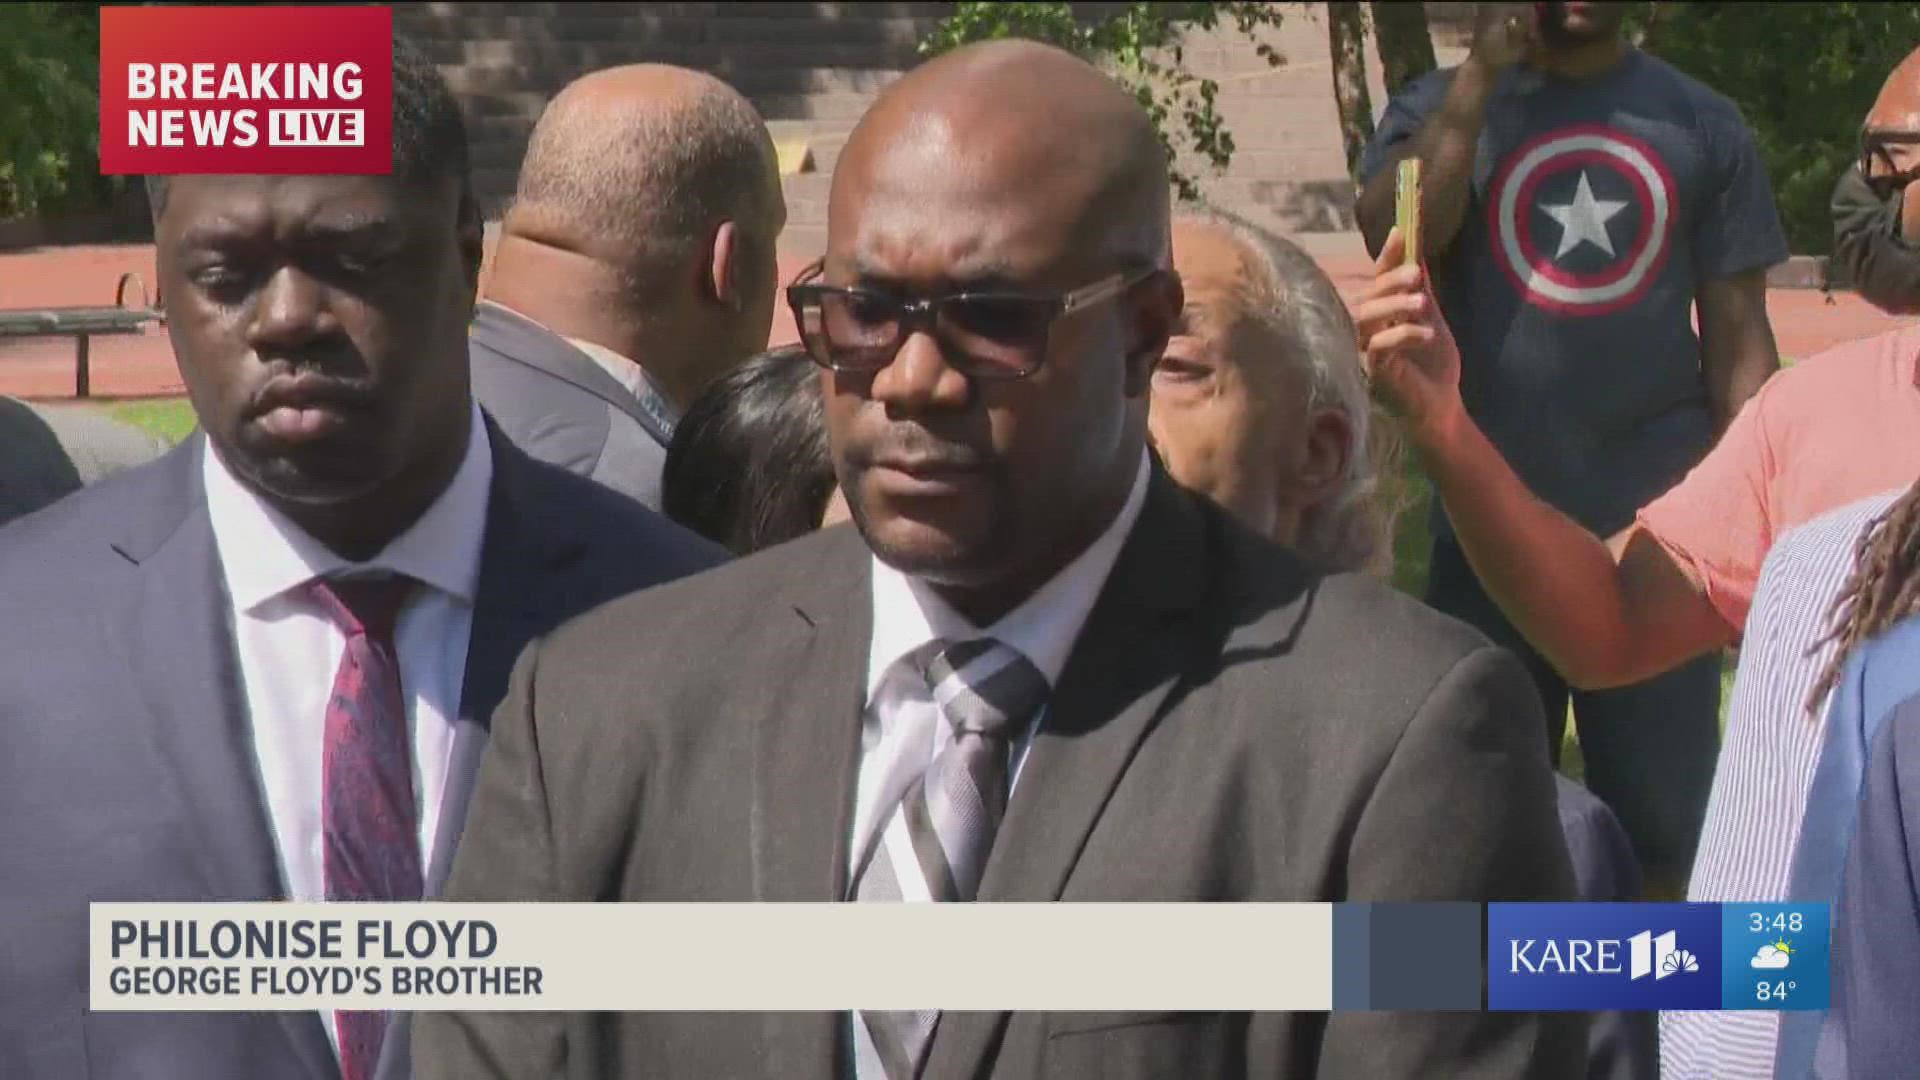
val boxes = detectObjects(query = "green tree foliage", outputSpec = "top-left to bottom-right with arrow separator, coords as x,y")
920,2 -> 1286,200
1631,1 -> 1920,254
0,3 -> 103,217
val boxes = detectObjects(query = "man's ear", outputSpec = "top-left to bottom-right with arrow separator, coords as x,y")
1289,406 -> 1356,512
1123,269 -> 1183,398
709,220 -> 744,311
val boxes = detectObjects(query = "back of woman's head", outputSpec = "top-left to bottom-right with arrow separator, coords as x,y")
662,345 -> 837,555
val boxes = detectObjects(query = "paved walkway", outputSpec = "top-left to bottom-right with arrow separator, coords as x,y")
0,235 -> 1905,400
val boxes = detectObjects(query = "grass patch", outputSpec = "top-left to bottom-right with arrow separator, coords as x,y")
106,398 -> 197,445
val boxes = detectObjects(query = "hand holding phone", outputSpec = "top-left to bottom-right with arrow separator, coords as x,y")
1396,157 -> 1422,268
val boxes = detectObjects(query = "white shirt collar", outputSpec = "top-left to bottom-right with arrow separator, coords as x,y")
203,397 -> 494,614
866,450 -> 1152,700
476,300 -> 680,428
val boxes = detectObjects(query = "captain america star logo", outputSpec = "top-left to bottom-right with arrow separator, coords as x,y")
1486,124 -> 1676,316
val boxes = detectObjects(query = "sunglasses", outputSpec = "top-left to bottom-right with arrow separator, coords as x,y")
1860,128 -> 1920,197
785,261 -> 1155,380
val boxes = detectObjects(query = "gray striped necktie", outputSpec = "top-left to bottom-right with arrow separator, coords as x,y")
851,637 -> 1050,1080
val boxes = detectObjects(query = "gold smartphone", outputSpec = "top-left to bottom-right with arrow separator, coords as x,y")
1396,157 -> 1422,267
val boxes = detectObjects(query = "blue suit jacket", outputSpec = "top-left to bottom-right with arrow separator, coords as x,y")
1818,691 -> 1920,1078
1775,616 -> 1920,1078
1555,776 -> 1656,1080
0,423 -> 722,1080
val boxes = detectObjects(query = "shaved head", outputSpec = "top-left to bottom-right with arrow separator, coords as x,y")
508,64 -> 783,299
833,40 -> 1171,278
486,64 -> 786,408
816,40 -> 1184,621
1868,46 -> 1920,133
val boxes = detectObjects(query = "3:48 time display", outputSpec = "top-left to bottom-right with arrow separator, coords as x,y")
1749,911 -> 1805,934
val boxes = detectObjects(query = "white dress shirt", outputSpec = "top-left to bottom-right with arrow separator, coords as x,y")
847,451 -> 1151,885
202,400 -> 491,1052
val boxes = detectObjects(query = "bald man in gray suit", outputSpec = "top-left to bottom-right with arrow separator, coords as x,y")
472,64 -> 787,509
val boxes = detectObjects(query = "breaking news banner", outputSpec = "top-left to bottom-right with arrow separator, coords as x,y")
90,903 -> 1333,1012
1487,902 -> 1832,1012
97,5 -> 394,175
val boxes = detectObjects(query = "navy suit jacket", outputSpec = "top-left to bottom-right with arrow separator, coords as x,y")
0,423 -> 723,1080
1554,776 -> 1656,1080
1818,690 -> 1920,1078
468,302 -> 673,510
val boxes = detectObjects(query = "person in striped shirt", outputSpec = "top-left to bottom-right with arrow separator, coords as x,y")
1766,474 -> 1920,1078
1652,489 -> 1901,1079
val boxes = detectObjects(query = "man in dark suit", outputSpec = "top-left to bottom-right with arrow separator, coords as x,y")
0,42 -> 720,1080
471,63 -> 786,509
420,40 -> 1580,1080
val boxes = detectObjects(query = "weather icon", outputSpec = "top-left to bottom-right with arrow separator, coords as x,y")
1752,939 -> 1794,970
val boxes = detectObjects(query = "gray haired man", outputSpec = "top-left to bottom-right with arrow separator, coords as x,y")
1149,209 -> 1393,573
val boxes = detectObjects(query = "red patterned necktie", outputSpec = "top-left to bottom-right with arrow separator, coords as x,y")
307,573 -> 421,1080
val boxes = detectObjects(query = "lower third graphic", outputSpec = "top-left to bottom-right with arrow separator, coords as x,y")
1488,903 -> 1722,1011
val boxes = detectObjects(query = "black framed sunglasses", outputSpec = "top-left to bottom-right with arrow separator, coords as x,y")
785,261 -> 1156,380
1860,128 -> 1920,197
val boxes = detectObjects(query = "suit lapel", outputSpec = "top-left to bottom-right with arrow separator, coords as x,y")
472,302 -> 671,445
752,527 -> 872,1079
106,438 -> 340,1080
427,432 -> 581,897
924,470 -> 1213,1080
391,436 -> 583,1080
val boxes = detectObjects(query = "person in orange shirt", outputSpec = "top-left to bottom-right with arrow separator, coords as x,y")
1354,49 -> 1920,692
1354,39 -> 1920,862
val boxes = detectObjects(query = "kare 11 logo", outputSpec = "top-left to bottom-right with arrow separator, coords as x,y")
1488,903 -> 1723,1011
99,6 -> 394,175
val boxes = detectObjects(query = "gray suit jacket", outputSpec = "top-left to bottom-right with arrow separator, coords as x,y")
468,302 -> 671,509
0,426 -> 723,1080
0,396 -> 167,526
419,467 -> 1585,1080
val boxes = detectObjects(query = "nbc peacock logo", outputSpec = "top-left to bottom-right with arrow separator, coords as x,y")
1627,930 -> 1698,981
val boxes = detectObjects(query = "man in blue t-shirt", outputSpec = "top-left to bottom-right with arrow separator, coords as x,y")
1356,0 -> 1787,898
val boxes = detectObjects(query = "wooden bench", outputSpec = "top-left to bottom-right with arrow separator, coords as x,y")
0,273 -> 164,398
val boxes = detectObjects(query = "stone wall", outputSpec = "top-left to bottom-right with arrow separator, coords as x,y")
394,1 -> 1477,255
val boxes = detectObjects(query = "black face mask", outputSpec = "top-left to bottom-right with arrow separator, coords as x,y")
1831,163 -> 1920,315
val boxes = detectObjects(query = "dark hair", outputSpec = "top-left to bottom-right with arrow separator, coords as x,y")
662,346 -> 837,555
145,35 -> 477,230
1808,476 -> 1920,713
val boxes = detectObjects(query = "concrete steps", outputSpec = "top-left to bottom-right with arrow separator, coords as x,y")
391,1 -> 943,215
392,2 -> 1469,241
